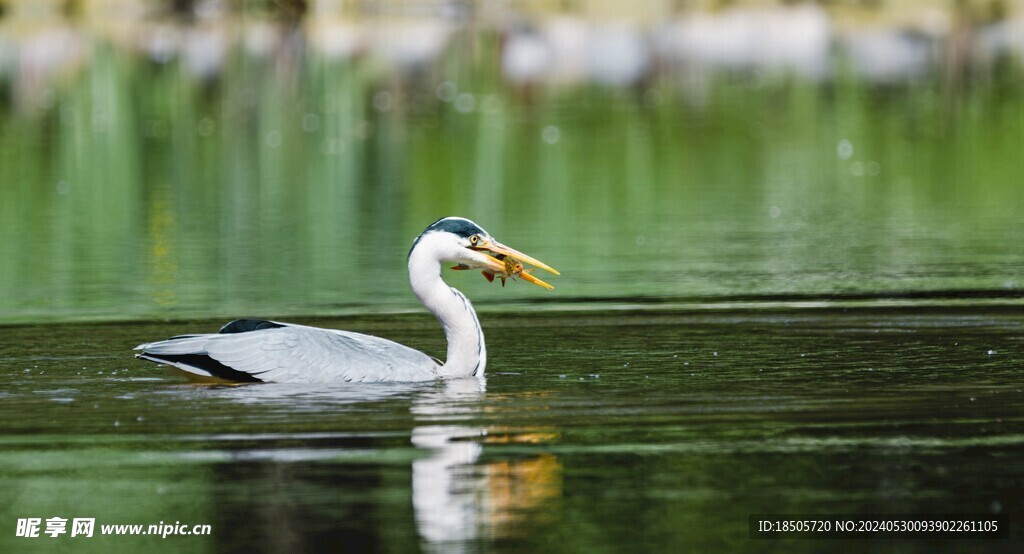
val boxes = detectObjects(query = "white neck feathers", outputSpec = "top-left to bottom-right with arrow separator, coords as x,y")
408,235 -> 486,378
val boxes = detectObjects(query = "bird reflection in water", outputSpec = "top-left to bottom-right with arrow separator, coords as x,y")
412,378 -> 562,549
187,376 -> 561,549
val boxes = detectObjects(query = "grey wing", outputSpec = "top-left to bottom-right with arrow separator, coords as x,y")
135,323 -> 440,384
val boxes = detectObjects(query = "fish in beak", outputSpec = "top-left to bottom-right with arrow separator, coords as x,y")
454,237 -> 559,290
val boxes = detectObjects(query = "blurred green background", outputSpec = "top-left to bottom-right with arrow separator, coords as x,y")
1,0 -> 1023,323
3,3 -> 1024,552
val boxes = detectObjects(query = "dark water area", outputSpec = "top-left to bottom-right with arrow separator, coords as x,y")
1,309 -> 1022,552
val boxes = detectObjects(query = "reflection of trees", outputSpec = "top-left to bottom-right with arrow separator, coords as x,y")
3,4 -> 1024,321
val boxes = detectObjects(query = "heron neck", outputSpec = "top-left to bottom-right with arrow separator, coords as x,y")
408,253 -> 486,379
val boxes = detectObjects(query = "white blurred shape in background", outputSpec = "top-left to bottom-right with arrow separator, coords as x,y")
843,30 -> 935,83
661,5 -> 831,80
588,25 -> 650,86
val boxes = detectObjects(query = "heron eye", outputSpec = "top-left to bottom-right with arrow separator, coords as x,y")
469,235 -> 479,245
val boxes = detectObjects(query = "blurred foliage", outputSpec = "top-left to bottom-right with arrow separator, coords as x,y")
0,4 -> 1023,322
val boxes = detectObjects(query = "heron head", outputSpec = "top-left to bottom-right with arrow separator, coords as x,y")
410,217 -> 559,289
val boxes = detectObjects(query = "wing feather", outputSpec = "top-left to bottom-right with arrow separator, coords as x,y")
136,323 -> 440,383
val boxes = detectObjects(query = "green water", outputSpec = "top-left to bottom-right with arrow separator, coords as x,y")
1,311 -> 1023,552
1,37 -> 1023,322
2,21 -> 1024,553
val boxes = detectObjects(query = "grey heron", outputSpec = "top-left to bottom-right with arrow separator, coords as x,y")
134,217 -> 558,383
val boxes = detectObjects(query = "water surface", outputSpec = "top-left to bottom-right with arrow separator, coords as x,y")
1,23 -> 1023,322
1,309 -> 1021,552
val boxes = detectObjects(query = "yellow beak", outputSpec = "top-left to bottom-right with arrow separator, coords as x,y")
516,270 -> 555,290
472,237 -> 559,290
476,238 -> 559,275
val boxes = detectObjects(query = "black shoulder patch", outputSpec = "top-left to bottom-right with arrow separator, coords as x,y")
219,319 -> 285,334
